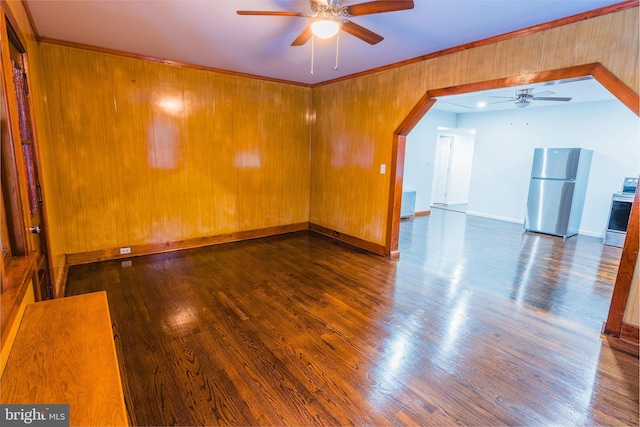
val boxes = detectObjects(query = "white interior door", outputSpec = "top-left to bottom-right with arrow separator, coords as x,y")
432,135 -> 453,205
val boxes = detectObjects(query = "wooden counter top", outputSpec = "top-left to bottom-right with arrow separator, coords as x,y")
0,291 -> 129,426
1,254 -> 36,350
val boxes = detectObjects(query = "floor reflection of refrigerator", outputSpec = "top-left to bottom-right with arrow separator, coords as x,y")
524,148 -> 592,238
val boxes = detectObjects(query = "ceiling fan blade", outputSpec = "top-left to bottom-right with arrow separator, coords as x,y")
531,97 -> 572,101
488,100 -> 515,105
236,11 -> 305,17
531,91 -> 554,97
346,0 -> 414,16
438,100 -> 477,110
341,20 -> 383,45
291,24 -> 313,46
489,96 -> 518,99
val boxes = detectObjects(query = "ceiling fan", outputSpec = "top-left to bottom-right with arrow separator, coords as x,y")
237,0 -> 414,46
490,88 -> 572,108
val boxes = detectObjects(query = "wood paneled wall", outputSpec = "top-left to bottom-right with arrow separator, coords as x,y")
310,8 -> 639,246
28,44 -> 311,282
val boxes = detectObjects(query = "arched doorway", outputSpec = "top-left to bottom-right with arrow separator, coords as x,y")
386,62 -> 639,347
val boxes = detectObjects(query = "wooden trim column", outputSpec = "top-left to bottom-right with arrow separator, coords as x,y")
604,189 -> 639,337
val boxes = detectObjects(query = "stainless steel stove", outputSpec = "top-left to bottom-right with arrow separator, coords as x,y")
604,177 -> 637,247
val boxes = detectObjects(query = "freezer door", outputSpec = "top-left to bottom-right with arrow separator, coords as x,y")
530,148 -> 581,180
525,179 -> 576,236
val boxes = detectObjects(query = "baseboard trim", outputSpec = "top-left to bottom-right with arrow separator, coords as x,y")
463,211 -> 604,237
620,322 -> 640,346
415,210 -> 431,217
601,321 -> 639,357
66,222 -> 310,266
308,223 -> 386,257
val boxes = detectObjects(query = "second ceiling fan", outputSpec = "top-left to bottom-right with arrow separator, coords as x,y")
237,0 -> 414,46
491,88 -> 572,108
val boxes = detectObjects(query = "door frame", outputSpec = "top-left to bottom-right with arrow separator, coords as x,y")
431,135 -> 454,206
0,12 -> 54,300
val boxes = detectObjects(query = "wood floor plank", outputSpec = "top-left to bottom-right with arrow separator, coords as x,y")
65,210 -> 639,426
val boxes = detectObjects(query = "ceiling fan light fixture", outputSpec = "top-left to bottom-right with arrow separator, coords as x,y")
311,19 -> 340,38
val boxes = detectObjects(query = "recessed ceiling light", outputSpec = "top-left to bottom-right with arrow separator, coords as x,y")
476,101 -> 487,108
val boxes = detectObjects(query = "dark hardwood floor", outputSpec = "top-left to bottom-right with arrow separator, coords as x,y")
65,210 -> 639,426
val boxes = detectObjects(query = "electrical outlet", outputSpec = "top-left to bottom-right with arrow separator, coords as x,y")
119,247 -> 132,255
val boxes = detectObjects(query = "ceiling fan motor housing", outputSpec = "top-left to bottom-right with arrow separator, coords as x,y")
311,0 -> 352,20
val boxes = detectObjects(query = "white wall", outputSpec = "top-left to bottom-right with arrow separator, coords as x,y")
458,100 -> 639,237
404,110 -> 457,213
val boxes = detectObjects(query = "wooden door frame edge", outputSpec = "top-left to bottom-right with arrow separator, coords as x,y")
603,188 -> 640,337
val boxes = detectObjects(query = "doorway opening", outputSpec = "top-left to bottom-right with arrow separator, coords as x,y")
432,135 -> 453,206
430,131 -> 475,214
387,63 -> 639,259
386,62 -> 639,346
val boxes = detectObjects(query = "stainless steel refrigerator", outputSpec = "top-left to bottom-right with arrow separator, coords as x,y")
524,148 -> 592,238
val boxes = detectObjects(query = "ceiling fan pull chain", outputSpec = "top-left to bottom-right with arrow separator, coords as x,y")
311,34 -> 315,75
335,30 -> 340,70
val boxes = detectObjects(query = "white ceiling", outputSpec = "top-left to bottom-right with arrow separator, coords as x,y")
25,0 -> 625,85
